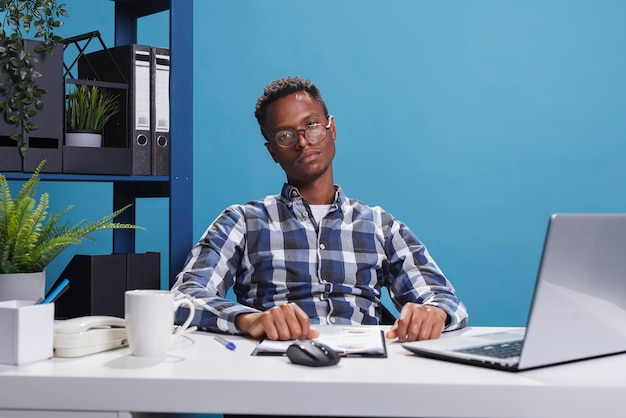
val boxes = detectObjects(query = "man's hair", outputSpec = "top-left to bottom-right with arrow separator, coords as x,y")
254,76 -> 329,133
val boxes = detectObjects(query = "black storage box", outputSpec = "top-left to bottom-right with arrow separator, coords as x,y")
62,146 -> 132,175
0,40 -> 64,173
52,252 -> 161,319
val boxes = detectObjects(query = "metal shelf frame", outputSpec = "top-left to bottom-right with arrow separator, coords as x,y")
113,0 -> 194,285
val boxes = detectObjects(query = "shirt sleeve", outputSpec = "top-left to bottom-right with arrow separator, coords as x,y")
171,205 -> 260,334
382,213 -> 469,331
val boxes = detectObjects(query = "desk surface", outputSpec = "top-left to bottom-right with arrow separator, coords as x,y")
1,326 -> 626,417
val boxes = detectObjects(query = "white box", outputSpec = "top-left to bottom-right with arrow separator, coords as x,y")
0,300 -> 54,365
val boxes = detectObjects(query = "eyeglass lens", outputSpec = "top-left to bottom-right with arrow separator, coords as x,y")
274,117 -> 332,148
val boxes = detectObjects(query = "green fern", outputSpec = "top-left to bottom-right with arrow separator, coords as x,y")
0,160 -> 144,274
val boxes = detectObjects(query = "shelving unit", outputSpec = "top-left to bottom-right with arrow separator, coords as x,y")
112,0 -> 194,287
1,0 -> 193,287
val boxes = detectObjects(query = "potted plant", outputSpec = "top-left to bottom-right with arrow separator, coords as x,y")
0,160 -> 142,301
0,0 -> 68,156
65,84 -> 120,147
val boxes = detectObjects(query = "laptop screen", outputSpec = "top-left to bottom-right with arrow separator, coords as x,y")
519,213 -> 626,369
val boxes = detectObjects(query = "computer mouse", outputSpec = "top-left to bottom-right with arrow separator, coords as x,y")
286,340 -> 341,367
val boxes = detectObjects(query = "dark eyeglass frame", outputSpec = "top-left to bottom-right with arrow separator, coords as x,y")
262,115 -> 334,148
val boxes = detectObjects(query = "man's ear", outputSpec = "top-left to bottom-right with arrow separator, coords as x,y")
264,142 -> 279,163
329,116 -> 337,141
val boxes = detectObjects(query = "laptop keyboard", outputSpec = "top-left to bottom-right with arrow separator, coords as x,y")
454,339 -> 523,359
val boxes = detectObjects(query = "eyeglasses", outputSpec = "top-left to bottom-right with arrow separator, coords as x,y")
263,115 -> 333,148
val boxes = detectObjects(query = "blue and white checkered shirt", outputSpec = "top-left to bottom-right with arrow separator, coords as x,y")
172,184 -> 468,334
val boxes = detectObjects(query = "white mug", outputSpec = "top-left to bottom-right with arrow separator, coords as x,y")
124,290 -> 195,357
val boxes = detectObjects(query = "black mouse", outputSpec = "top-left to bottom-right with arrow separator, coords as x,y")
286,340 -> 341,367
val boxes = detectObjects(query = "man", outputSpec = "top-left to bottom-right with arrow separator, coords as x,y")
172,76 -> 468,342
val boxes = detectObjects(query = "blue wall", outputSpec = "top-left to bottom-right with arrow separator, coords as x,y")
25,0 -> 626,327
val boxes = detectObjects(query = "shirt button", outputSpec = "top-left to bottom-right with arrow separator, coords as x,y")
291,190 -> 298,197
303,211 -> 308,217
329,317 -> 336,323
319,243 -> 325,250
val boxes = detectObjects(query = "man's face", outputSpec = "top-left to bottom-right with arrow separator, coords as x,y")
263,92 -> 336,185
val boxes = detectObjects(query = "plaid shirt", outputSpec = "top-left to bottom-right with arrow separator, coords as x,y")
173,184 -> 468,334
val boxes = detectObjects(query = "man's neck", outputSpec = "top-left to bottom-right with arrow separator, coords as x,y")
289,176 -> 336,205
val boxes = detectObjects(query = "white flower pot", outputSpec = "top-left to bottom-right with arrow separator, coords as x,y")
65,131 -> 102,148
0,271 -> 46,302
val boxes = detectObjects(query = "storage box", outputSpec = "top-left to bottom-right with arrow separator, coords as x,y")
62,146 -> 132,175
0,140 -> 22,172
0,40 -> 64,174
0,300 -> 54,365
52,252 -> 161,319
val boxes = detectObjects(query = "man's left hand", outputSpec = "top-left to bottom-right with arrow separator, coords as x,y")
385,303 -> 448,342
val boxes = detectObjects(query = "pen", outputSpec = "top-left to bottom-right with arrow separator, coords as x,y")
46,283 -> 69,304
214,336 -> 237,351
41,278 -> 70,304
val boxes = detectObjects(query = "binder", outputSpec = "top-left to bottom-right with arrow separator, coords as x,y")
151,47 -> 170,176
79,45 -> 152,175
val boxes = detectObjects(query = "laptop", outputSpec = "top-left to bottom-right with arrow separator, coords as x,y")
403,213 -> 626,371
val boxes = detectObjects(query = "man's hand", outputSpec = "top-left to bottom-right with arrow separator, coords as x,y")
385,303 -> 448,342
235,303 -> 320,340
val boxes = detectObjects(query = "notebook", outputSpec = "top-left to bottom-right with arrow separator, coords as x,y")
403,213 -> 626,371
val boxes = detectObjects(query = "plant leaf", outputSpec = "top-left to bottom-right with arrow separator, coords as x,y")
0,161 -> 143,274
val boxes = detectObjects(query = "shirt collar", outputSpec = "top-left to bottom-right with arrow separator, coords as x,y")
280,183 -> 346,209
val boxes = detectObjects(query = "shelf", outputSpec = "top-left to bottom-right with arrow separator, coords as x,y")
113,0 -> 169,47
3,0 -> 193,287
114,0 -> 194,284
2,173 -> 168,183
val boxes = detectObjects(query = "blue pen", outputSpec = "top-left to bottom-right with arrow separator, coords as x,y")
214,336 -> 237,351
41,278 -> 70,304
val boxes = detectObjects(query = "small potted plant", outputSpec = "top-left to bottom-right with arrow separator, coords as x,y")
0,160 -> 143,301
65,84 -> 120,147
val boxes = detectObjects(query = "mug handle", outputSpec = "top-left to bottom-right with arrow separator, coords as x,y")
172,298 -> 195,338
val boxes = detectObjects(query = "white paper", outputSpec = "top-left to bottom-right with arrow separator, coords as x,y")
253,325 -> 386,356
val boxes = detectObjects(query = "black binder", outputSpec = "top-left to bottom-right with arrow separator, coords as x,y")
79,44 -> 153,175
151,47 -> 170,176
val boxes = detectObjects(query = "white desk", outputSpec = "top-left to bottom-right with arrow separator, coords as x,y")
1,326 -> 625,418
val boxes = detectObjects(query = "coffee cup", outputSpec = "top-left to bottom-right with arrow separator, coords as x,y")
124,289 -> 195,357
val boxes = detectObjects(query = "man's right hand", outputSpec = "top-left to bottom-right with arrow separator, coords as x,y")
235,303 -> 320,340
